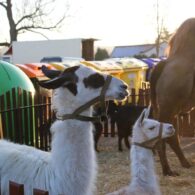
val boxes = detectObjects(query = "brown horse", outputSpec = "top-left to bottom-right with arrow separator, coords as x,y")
150,18 -> 195,176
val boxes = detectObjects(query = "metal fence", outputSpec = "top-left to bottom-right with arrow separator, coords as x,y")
0,87 -> 194,152
0,88 -> 54,151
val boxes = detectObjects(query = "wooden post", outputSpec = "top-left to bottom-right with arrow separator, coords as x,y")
9,181 -> 24,195
145,88 -> 150,106
137,89 -> 145,106
131,88 -> 136,105
0,114 -> 3,139
189,109 -> 195,137
0,95 -> 3,139
33,189 -> 48,195
180,113 -> 194,137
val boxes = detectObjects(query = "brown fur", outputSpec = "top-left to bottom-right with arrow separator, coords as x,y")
150,18 -> 195,176
167,18 -> 195,57
150,60 -> 167,117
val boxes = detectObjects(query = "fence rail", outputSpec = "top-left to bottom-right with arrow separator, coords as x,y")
0,87 -> 195,151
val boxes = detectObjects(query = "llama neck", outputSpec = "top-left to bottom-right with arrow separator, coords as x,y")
130,145 -> 158,188
50,107 -> 96,172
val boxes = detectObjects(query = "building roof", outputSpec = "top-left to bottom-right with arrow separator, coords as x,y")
111,44 -> 155,58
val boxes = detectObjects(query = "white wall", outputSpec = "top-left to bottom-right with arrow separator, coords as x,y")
12,39 -> 82,64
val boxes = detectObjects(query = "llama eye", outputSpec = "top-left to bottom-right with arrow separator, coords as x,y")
83,73 -> 105,88
149,126 -> 155,130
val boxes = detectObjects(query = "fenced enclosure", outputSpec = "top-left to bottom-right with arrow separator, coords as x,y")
0,86 -> 195,151
0,87 -> 53,151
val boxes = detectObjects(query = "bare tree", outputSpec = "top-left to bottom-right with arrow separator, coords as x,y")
155,0 -> 171,57
160,27 -> 172,42
155,0 -> 163,57
0,0 -> 69,46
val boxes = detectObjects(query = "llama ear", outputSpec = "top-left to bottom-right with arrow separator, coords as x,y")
39,66 -> 78,89
136,109 -> 147,126
39,76 -> 72,89
144,105 -> 151,119
41,65 -> 62,79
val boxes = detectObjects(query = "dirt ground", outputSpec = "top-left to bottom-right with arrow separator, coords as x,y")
96,136 -> 195,195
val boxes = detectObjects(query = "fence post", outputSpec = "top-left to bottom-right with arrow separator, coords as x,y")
182,113 -> 194,137
137,89 -> 145,106
145,88 -> 150,106
9,181 -> 24,195
189,109 -> 195,137
0,114 -> 3,139
130,88 -> 136,105
33,189 -> 49,195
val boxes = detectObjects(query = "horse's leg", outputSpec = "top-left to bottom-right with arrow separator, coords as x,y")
157,139 -> 180,176
158,109 -> 180,176
157,140 -> 177,176
124,136 -> 130,149
118,136 -> 123,151
166,129 -> 191,168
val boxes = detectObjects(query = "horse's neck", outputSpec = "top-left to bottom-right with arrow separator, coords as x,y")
130,145 -> 157,185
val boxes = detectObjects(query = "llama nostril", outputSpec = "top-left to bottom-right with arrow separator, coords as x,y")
168,125 -> 175,134
168,125 -> 174,130
120,84 -> 128,90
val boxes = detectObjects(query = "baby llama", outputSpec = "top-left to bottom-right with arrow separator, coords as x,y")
107,107 -> 175,195
0,64 -> 129,195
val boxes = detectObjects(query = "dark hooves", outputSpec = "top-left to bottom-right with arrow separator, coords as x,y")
163,170 -> 180,177
181,161 -> 192,168
95,149 -> 100,153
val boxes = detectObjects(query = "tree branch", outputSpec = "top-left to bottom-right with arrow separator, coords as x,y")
0,42 -> 10,47
0,2 -> 7,10
23,29 -> 49,40
16,6 -> 40,26
16,13 -> 36,26
0,1 -> 7,9
17,13 -> 66,32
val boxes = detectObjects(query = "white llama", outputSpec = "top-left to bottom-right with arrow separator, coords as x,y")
107,107 -> 175,195
0,64 -> 129,195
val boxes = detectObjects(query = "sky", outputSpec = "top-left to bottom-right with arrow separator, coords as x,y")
1,0 -> 195,48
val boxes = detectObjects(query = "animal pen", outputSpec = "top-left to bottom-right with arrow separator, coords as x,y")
0,86 -> 195,193
0,87 -> 148,146
0,87 -> 194,149
0,88 -> 52,151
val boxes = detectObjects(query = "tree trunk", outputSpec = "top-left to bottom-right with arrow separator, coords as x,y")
6,0 -> 17,42
156,35 -> 160,57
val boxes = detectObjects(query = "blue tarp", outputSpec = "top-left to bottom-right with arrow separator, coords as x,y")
141,58 -> 161,68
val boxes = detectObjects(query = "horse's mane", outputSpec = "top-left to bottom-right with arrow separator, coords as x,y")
167,18 -> 195,57
149,60 -> 167,116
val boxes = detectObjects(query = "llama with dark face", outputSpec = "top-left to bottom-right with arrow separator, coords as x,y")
107,102 -> 146,152
93,101 -> 146,152
0,64 -> 129,195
